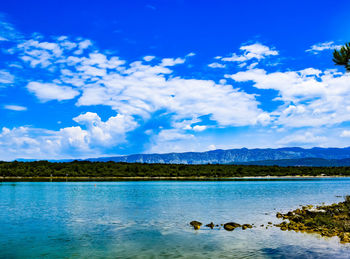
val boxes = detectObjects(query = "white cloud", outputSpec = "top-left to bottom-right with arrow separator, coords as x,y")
0,110 -> 138,160
148,129 -> 198,154
278,132 -> 327,146
156,129 -> 194,142
74,39 -> 92,55
208,62 -> 226,68
0,16 -> 22,42
4,105 -> 27,111
0,70 -> 14,85
26,82 -> 80,102
220,43 -> 278,65
306,41 -> 342,54
59,112 -> 138,152
17,39 -> 63,68
240,43 -> 278,59
72,112 -> 138,146
341,130 -> 350,137
10,35 -> 350,157
208,144 -> 216,150
14,37 -> 266,128
186,52 -> 196,57
11,37 -> 270,149
192,125 -> 207,132
227,68 -> 350,127
160,57 -> 185,66
143,55 -> 155,62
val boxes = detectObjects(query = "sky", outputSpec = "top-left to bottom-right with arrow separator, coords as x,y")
0,0 -> 350,160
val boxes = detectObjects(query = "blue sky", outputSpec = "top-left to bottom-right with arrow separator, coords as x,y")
0,0 -> 350,160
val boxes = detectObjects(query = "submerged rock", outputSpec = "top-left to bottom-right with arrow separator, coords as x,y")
190,221 -> 202,230
223,222 -> 241,231
242,224 -> 253,230
206,222 -> 215,229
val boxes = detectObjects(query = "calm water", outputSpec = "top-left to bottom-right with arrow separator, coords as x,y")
1,179 -> 350,258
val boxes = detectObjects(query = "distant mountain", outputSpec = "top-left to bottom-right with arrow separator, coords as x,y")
86,147 -> 350,165
235,157 -> 350,167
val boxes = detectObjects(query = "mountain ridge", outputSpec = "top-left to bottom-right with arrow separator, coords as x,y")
85,147 -> 350,165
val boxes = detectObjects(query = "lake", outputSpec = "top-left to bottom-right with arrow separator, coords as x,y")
1,179 -> 350,258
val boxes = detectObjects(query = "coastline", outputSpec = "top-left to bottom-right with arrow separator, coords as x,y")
1,175 -> 350,182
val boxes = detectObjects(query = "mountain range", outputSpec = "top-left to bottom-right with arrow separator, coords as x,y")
85,147 -> 350,166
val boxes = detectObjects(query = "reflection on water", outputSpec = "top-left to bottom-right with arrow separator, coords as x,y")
1,179 -> 350,258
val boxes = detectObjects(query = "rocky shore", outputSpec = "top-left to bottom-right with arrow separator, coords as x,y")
274,196 -> 350,243
190,196 -> 350,243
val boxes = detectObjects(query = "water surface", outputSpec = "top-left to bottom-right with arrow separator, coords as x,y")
1,179 -> 350,258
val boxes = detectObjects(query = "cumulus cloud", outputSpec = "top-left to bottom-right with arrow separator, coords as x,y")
306,41 -> 342,54
1,35 -> 275,158
227,68 -> 350,127
26,82 -> 80,102
13,36 -> 268,128
72,112 -> 138,146
4,105 -> 27,111
0,111 -> 138,160
3,28 -> 349,158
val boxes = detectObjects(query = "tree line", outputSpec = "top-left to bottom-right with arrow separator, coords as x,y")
1,160 -> 350,178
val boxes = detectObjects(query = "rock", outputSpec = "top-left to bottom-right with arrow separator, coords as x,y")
224,222 -> 241,231
206,222 -> 215,229
340,232 -> 350,242
276,212 -> 283,218
190,221 -> 202,230
242,224 -> 253,230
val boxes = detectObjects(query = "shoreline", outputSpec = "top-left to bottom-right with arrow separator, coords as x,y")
1,175 -> 350,182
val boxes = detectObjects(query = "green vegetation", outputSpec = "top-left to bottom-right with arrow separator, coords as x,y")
333,42 -> 350,72
1,160 -> 350,179
275,196 -> 350,242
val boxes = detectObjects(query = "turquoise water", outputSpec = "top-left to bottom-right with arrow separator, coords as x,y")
1,179 -> 350,258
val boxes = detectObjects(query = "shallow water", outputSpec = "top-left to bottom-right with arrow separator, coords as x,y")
1,179 -> 350,258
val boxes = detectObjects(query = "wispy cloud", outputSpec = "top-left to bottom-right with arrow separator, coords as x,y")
0,70 -> 14,86
4,105 -> 27,111
306,41 -> 342,54
0,14 -> 22,42
208,62 -> 226,68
